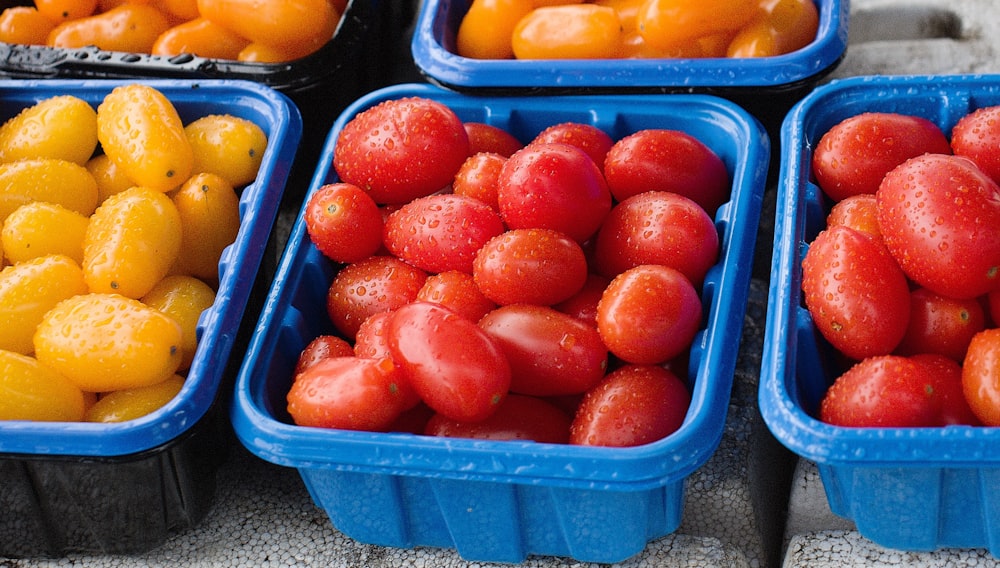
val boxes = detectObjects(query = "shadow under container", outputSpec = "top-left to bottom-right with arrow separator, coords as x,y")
760,74 -> 1000,557
410,0 -> 848,132
0,78 -> 302,557
231,82 -> 770,564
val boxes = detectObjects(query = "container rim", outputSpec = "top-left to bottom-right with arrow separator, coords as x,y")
0,78 -> 302,458
759,73 -> 1000,468
231,82 -> 770,490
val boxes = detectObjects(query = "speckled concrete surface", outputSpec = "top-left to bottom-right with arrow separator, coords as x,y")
4,1 -> 1000,566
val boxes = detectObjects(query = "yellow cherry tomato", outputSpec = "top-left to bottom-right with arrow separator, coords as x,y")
0,95 -> 98,165
84,374 -> 184,423
1,201 -> 89,265
637,0 -> 758,51
0,7 -> 57,46
85,153 -> 135,205
34,0 -> 99,23
456,0 -> 534,60
151,17 -> 251,59
0,158 -> 98,221
512,5 -> 623,60
184,114 -> 267,187
170,172 -> 240,281
47,4 -> 171,53
0,349 -> 86,422
82,186 -> 182,298
197,0 -> 340,58
142,274 -> 215,371
96,83 -> 193,192
727,0 -> 819,57
0,254 -> 88,354
34,292 -> 183,392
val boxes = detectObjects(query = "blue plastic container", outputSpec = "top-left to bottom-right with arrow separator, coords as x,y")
411,0 -> 848,94
0,79 -> 301,556
760,74 -> 1000,556
231,82 -> 769,564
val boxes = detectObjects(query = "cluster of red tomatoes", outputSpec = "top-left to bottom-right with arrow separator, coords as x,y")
287,95 -> 729,447
804,108 -> 1000,428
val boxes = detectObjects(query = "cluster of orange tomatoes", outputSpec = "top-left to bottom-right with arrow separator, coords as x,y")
458,0 -> 820,60
0,0 -> 345,62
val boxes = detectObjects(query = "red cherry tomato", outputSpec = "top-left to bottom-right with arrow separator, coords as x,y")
894,286 -> 985,363
877,153 -> 1000,300
569,364 -> 690,447
603,129 -> 729,215
304,182 -> 383,264
383,193 -> 505,274
910,353 -> 981,426
553,272 -> 611,325
811,112 -> 951,202
333,97 -> 470,205
479,304 -> 608,396
452,152 -> 506,212
286,356 -> 409,431
951,105 -> 1000,184
473,228 -> 588,306
529,122 -> 613,173
387,301 -> 511,422
424,394 -> 572,443
596,264 -> 702,365
496,142 -> 612,243
294,334 -> 355,375
326,255 -> 427,340
415,270 -> 497,323
463,122 -> 523,157
592,191 -> 719,285
962,328 -> 1000,426
825,193 -> 882,241
353,311 -> 393,360
819,355 -> 942,427
801,225 -> 911,361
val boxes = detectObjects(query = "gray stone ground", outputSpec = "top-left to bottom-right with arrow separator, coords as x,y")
4,1 -> 1000,567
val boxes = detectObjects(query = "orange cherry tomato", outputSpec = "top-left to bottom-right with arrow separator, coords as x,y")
197,0 -> 339,58
34,0 -> 98,23
150,0 -> 200,22
512,5 -> 623,60
0,7 -> 56,45
728,0 -> 819,57
152,17 -> 250,59
637,0 -> 758,51
457,0 -> 534,60
47,4 -> 171,53
595,0 -> 645,34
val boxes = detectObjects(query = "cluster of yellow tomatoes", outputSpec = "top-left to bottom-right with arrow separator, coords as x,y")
457,0 -> 820,60
0,0 -> 345,62
0,84 -> 267,424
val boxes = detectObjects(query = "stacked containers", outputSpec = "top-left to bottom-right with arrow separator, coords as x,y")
231,82 -> 769,564
760,74 -> 1000,556
0,79 -> 301,557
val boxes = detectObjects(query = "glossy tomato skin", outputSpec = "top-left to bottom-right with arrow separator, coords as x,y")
825,193 -> 882,241
479,304 -> 608,397
596,264 -> 702,365
592,191 -> 719,285
295,334 -> 355,375
452,152 -> 505,212
424,393 -> 572,443
353,310 -> 394,360
962,328 -> 1000,426
463,122 -> 523,157
383,193 -> 505,274
326,255 -> 427,340
553,272 -> 611,325
894,286 -> 986,363
387,301 -> 511,422
877,153 -> 1000,300
811,112 -> 951,202
473,228 -> 588,306
415,270 -> 497,322
304,182 -> 383,264
286,356 -> 409,431
801,225 -> 910,361
951,105 -> 1000,184
911,353 -> 981,426
333,97 -> 470,205
819,355 -> 942,427
603,129 -> 729,215
496,142 -> 612,243
530,122 -> 613,173
569,364 -> 690,447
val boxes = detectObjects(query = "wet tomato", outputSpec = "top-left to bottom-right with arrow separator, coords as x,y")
424,393 -> 571,443
820,355 -> 942,427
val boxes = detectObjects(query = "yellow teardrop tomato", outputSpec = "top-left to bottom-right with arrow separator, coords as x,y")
47,4 -> 171,53
184,114 -> 267,187
84,374 -> 184,423
85,153 -> 135,205
96,83 -> 193,192
0,158 -> 98,222
83,186 -> 182,298
0,95 -> 98,165
141,274 -> 215,371
0,7 -> 57,46
0,254 -> 88,354
0,349 -> 86,422
170,172 -> 240,281
512,5 -> 623,60
34,292 -> 183,392
2,202 -> 89,265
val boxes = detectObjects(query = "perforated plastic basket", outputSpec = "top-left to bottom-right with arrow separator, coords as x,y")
760,74 -> 1000,556
0,78 -> 301,557
231,82 -> 769,564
